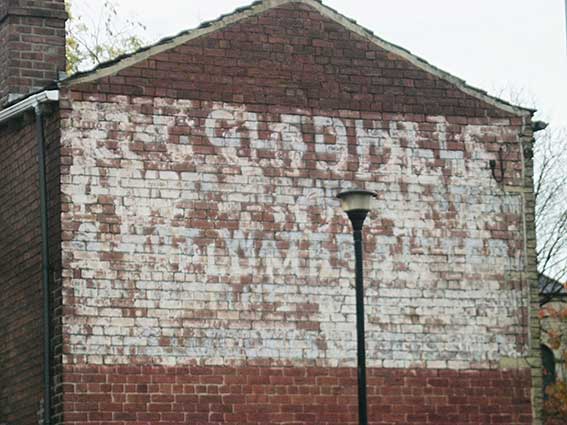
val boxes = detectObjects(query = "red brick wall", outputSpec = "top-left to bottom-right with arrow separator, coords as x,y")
70,3 -> 516,119
0,107 -> 61,425
62,365 -> 532,425
60,1 -> 538,424
0,0 -> 67,104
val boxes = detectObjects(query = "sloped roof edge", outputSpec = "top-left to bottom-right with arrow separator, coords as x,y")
539,274 -> 567,296
61,0 -> 534,118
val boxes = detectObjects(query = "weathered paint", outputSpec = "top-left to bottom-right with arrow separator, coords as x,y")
60,97 -> 529,369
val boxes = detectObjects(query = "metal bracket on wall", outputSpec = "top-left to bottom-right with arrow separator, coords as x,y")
489,147 -> 505,183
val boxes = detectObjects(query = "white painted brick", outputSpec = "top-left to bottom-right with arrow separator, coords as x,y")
60,98 -> 529,369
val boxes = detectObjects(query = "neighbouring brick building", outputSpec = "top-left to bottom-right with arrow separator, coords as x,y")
539,275 -> 567,392
0,0 -> 546,424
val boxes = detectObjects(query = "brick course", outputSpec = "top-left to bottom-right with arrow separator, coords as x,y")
62,365 -> 532,425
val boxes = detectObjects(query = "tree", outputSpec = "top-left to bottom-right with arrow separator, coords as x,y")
535,126 -> 567,295
532,121 -> 567,424
497,87 -> 567,293
65,0 -> 147,74
498,88 -> 567,422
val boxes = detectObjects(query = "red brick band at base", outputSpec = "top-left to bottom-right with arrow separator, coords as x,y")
61,365 -> 532,425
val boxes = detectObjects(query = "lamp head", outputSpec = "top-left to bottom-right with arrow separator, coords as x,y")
337,189 -> 377,213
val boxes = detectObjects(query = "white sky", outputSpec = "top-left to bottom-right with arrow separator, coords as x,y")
79,0 -> 567,127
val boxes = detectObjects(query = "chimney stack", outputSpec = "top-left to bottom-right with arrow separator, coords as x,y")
0,0 -> 67,105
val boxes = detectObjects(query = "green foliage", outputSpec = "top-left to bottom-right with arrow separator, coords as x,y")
65,0 -> 147,74
545,380 -> 567,420
540,304 -> 567,422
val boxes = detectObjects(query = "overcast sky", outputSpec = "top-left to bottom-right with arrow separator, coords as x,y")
77,0 -> 567,127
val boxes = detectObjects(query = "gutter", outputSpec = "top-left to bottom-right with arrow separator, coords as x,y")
0,89 -> 59,425
0,90 -> 59,124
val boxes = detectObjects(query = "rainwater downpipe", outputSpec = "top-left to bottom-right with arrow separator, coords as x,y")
35,102 -> 51,425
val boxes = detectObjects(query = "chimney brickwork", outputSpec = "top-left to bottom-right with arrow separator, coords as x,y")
0,0 -> 67,105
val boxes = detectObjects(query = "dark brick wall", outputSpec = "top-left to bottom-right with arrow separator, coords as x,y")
0,0 -> 67,105
0,107 -> 61,425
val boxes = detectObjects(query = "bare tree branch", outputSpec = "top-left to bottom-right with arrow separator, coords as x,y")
66,0 -> 147,74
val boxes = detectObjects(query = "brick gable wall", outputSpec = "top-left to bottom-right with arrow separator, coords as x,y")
70,3 -> 516,118
58,2 -> 539,424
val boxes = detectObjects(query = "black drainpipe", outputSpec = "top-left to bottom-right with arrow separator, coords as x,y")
34,103 -> 51,425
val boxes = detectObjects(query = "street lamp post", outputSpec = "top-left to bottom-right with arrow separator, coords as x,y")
337,189 -> 377,425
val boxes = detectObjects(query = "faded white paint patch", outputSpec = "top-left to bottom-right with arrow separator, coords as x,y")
60,98 -> 529,368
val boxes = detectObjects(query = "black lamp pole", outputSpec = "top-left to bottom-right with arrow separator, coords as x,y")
337,190 -> 377,425
350,210 -> 369,425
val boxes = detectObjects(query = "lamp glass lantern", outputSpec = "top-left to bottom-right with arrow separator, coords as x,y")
337,190 -> 377,230
337,189 -> 376,213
